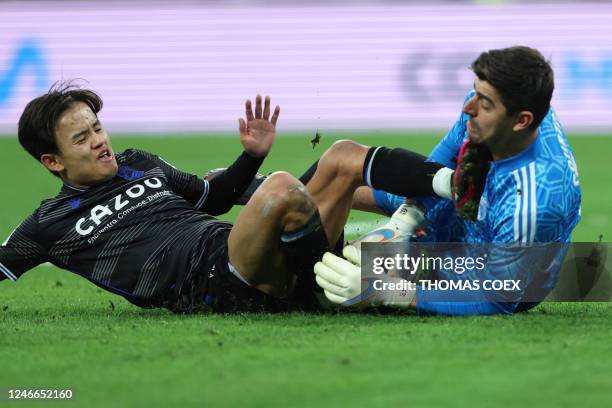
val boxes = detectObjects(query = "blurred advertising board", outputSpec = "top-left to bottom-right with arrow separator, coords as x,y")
1,1 -> 611,134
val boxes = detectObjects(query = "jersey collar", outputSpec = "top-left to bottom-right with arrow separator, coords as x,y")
61,181 -> 89,193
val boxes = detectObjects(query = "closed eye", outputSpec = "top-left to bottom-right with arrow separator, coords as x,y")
477,96 -> 492,110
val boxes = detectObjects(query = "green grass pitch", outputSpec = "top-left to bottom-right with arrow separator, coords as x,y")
1,133 -> 611,407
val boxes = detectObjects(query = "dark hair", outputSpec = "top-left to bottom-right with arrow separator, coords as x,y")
17,81 -> 103,176
471,46 -> 554,130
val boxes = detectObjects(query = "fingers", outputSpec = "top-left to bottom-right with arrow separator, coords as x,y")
315,251 -> 363,306
245,99 -> 254,122
245,95 -> 279,125
271,105 -> 280,126
315,272 -> 346,295
314,264 -> 350,304
255,94 -> 263,119
263,95 -> 270,120
238,118 -> 247,136
323,288 -> 349,305
322,251 -> 357,272
343,245 -> 361,265
314,256 -> 348,288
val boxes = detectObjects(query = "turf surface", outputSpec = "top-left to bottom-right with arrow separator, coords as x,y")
1,133 -> 611,407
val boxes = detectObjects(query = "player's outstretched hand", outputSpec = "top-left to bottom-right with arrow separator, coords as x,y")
238,95 -> 280,158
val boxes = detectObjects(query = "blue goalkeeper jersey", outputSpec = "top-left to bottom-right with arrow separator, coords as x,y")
373,91 -> 582,315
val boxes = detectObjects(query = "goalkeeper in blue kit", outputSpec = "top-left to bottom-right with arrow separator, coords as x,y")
313,46 -> 582,315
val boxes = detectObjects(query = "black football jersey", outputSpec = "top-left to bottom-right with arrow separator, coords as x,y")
0,149 -> 236,310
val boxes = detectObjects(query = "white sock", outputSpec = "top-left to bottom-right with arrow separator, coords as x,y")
432,167 -> 454,199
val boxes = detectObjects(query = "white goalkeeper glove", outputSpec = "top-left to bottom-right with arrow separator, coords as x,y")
314,245 -> 366,306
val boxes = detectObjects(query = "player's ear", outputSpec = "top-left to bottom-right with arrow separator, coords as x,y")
513,111 -> 534,132
40,153 -> 65,173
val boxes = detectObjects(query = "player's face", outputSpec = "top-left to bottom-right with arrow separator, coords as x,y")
462,79 -> 515,145
49,101 -> 118,187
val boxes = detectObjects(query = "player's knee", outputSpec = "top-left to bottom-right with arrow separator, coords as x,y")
262,171 -> 300,197
256,172 -> 315,219
328,139 -> 364,159
320,139 -> 366,181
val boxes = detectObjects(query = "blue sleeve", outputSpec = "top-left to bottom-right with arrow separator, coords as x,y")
372,189 -> 406,216
426,91 -> 473,169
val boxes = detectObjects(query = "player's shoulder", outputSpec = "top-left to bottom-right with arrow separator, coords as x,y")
539,111 -> 578,168
535,109 -> 574,160
482,109 -> 581,243
533,109 -> 581,191
6,206 -> 43,238
116,148 -> 166,171
118,148 -> 176,168
490,157 -> 579,219
37,183 -> 81,217
486,173 -> 573,243
491,108 -> 579,187
438,90 -> 474,149
455,90 -> 475,131
117,148 -> 154,163
456,90 -> 475,125
37,183 -> 92,224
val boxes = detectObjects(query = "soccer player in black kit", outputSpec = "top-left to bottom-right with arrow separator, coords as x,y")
0,84 -> 374,313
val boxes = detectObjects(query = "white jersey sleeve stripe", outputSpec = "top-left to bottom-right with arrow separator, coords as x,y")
194,179 -> 210,210
529,162 -> 537,243
2,226 -> 17,246
520,166 -> 530,244
0,261 -> 17,281
512,170 -> 522,242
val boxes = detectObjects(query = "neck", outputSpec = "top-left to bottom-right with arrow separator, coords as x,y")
61,178 -> 90,190
488,129 -> 538,161
59,171 -> 87,190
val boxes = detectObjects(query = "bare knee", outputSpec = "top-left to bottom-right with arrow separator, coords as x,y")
318,139 -> 369,183
254,171 -> 316,230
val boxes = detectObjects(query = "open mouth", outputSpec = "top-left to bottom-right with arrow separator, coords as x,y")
98,149 -> 113,162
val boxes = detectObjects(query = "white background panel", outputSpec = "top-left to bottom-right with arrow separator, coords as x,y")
0,1 -> 611,134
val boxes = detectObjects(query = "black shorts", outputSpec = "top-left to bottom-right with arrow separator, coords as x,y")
174,225 -> 286,314
202,249 -> 289,314
160,224 -> 286,314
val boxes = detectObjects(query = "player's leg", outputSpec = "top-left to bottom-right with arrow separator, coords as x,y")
227,146 -> 370,303
299,139 -> 447,240
227,171 -> 322,299
303,140 -> 369,244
